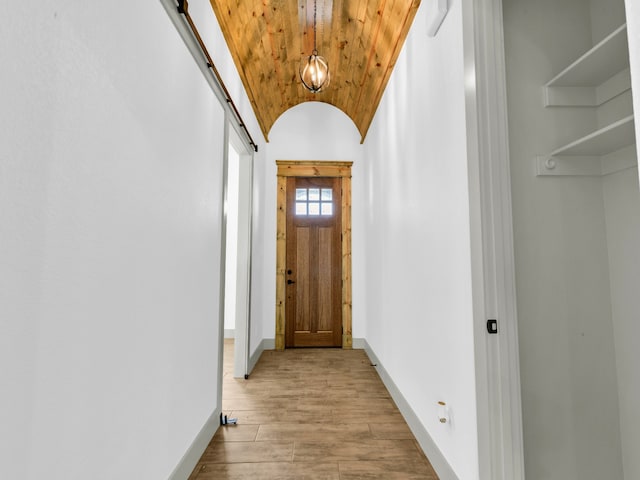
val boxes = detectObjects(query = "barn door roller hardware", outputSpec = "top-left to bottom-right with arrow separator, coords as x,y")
175,0 -> 258,153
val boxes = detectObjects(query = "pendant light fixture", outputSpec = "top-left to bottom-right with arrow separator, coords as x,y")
299,0 -> 330,93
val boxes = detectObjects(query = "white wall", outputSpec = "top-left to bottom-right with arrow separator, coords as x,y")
0,2 -> 237,479
619,5 -> 640,477
603,167 -> 640,480
503,0 -> 627,478
596,2 -> 640,476
359,1 -> 480,478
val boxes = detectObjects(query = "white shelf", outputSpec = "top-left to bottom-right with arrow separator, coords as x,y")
546,24 -> 628,87
543,24 -> 631,107
537,23 -> 636,177
551,115 -> 635,156
535,116 -> 637,176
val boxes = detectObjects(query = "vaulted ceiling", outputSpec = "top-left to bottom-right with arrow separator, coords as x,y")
209,0 -> 421,142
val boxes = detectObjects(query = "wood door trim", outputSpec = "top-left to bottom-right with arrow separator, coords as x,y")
275,161 -> 353,350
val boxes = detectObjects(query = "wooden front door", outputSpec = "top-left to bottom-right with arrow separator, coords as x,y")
285,176 -> 342,347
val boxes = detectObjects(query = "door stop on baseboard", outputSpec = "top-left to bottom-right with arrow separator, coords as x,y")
220,413 -> 238,426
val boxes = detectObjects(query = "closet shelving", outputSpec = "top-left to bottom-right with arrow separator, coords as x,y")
536,24 -> 637,176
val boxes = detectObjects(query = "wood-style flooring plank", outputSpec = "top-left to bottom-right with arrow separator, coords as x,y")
292,439 -> 424,463
331,409 -> 405,424
369,422 -> 415,439
199,441 -> 294,464
192,461 -> 340,480
228,409 -> 330,425
338,460 -> 439,479
256,423 -> 371,441
212,424 -> 260,442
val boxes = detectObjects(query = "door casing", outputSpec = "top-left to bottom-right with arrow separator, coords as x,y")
275,160 -> 353,350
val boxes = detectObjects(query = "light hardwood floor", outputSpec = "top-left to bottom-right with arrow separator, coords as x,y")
188,339 -> 439,479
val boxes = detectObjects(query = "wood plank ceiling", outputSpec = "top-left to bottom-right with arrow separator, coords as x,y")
209,0 -> 421,142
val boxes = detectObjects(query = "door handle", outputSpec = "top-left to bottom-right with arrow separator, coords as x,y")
287,279 -> 295,285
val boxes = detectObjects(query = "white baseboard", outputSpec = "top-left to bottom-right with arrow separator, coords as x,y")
167,407 -> 220,480
248,338 -> 275,376
352,337 -> 366,349
363,340 -> 458,480
224,329 -> 234,339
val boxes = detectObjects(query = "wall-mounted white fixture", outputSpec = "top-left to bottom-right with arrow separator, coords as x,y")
426,0 -> 449,37
437,401 -> 450,424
